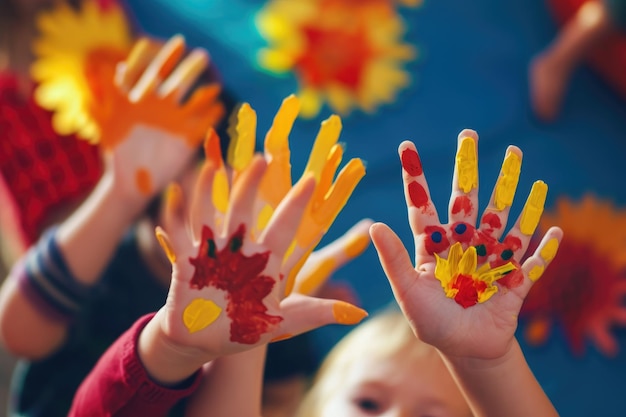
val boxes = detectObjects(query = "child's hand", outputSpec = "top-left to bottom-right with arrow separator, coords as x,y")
99,35 -> 224,203
152,141 -> 367,364
370,130 -> 563,360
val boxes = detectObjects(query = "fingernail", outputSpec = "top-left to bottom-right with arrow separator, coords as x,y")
333,301 -> 368,325
155,226 -> 177,263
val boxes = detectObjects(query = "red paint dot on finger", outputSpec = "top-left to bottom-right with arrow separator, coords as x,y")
424,225 -> 450,254
503,235 -> 522,251
451,196 -> 473,216
401,148 -> 423,176
408,181 -> 429,209
481,212 -> 502,229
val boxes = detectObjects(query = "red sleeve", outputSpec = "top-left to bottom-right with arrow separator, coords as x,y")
68,313 -> 202,417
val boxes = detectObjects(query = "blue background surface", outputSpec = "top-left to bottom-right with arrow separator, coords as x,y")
126,0 -> 626,414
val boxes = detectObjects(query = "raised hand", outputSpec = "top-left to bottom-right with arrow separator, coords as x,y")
97,35 -> 224,201
369,129 -> 563,360
152,135 -> 367,363
227,94 -> 366,294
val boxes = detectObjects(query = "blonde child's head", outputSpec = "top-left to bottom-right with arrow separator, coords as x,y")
296,307 -> 472,417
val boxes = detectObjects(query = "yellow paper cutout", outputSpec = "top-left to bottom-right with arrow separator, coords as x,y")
183,298 -> 223,333
332,301 -> 368,325
32,1 -> 132,140
520,181 -> 548,236
155,226 -> 176,264
528,265 -> 545,282
494,151 -> 522,210
456,137 -> 478,193
540,238 -> 559,262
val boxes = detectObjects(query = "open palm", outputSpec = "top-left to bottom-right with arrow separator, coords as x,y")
370,130 -> 563,360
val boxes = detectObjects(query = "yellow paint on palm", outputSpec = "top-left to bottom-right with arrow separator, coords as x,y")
520,181 -> 548,235
456,137 -> 478,193
260,95 -> 299,208
494,151 -> 522,210
183,298 -> 222,334
303,115 -> 342,181
227,103 -> 257,172
298,258 -> 336,296
528,265 -> 545,282
155,226 -> 176,263
332,301 -> 368,325
540,238 -> 559,262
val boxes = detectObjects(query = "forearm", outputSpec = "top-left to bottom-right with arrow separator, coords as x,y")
56,172 -> 146,284
441,340 -> 559,417
185,346 -> 267,417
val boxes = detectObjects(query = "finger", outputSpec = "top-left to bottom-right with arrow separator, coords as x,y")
202,129 -> 230,220
183,84 -> 223,116
293,218 -> 373,296
223,155 -> 266,238
301,115 -> 342,182
259,175 -> 316,263
227,103 -> 257,176
272,294 -> 368,341
448,130 -> 479,226
369,222 -> 420,298
399,141 -> 446,256
479,146 -> 523,240
161,182 -> 188,253
517,226 -> 563,299
129,35 -> 186,102
115,37 -> 162,92
159,48 -> 209,102
506,180 -> 549,261
155,226 -> 177,264
189,160 -> 217,243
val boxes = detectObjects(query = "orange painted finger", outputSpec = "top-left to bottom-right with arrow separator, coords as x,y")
116,37 -> 161,92
159,48 -> 209,102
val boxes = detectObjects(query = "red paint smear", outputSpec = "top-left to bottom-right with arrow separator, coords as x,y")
503,235 -> 522,252
451,196 -> 473,216
408,181 -> 428,209
450,222 -> 475,243
423,225 -> 450,255
496,268 -> 524,289
401,148 -> 423,176
189,224 -> 282,344
481,212 -> 502,229
452,274 -> 487,308
471,230 -> 499,262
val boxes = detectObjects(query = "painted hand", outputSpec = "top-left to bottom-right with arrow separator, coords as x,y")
369,129 -> 563,360
153,138 -> 367,361
227,95 -> 366,294
100,35 -> 224,199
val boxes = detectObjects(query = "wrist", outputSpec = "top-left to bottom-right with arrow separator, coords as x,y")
439,339 -> 520,374
97,172 -> 150,221
138,309 -> 213,387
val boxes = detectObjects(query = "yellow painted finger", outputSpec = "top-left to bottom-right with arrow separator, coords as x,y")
298,258 -> 336,296
183,298 -> 223,333
303,115 -> 342,181
227,102 -> 256,172
159,49 -> 209,100
313,144 -> 343,209
118,37 -> 161,92
494,151 -> 522,210
520,181 -> 548,235
456,136 -> 478,193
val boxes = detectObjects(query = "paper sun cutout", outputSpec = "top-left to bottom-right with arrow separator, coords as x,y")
435,242 -> 517,308
31,0 -> 132,141
520,195 -> 626,356
256,0 -> 418,118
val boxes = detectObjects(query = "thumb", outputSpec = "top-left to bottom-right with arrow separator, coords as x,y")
272,294 -> 368,341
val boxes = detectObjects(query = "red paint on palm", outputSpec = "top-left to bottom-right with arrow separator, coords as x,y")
453,274 -> 488,308
189,224 -> 282,344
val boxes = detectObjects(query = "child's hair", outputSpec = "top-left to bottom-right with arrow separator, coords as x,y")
295,306 -> 433,417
